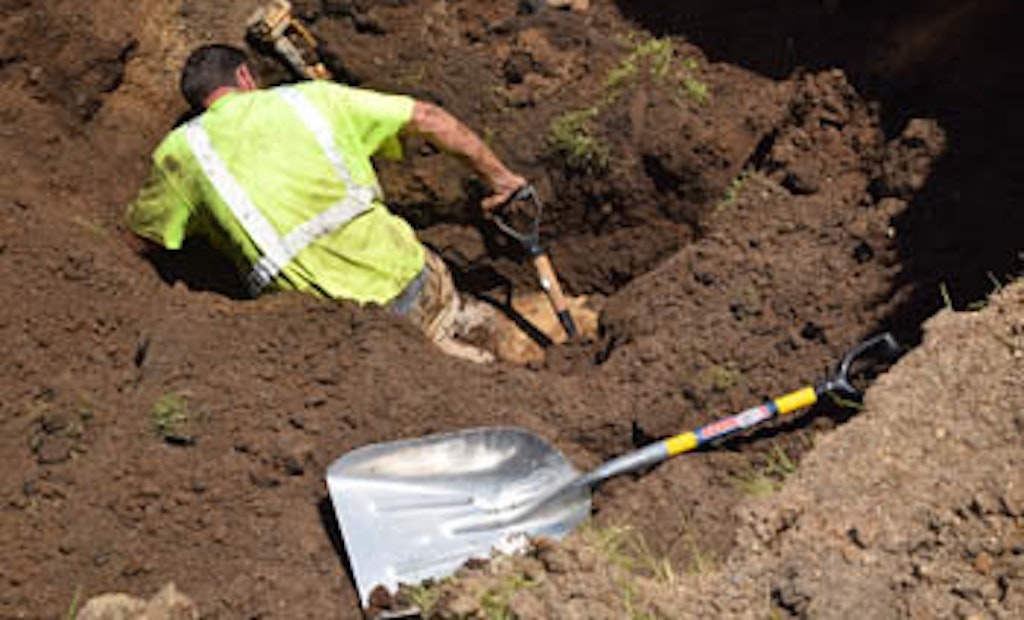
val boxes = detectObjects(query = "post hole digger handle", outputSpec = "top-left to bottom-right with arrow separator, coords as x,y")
492,184 -> 578,339
577,333 -> 902,488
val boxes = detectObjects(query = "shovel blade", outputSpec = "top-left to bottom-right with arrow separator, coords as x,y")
326,427 -> 590,607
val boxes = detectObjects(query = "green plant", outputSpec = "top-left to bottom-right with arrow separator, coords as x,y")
151,392 -> 189,437
583,523 -> 635,571
681,76 -> 709,103
546,107 -> 610,172
939,282 -> 954,311
404,582 -> 441,615
66,586 -> 83,620
717,169 -> 751,211
583,523 -> 680,582
636,38 -> 674,79
480,573 -> 532,620
622,578 -> 659,620
581,524 -> 667,619
731,446 -> 798,497
827,391 -> 865,411
675,523 -> 713,575
604,37 -> 676,102
605,56 -> 639,92
706,364 -> 741,392
731,470 -> 777,497
987,271 -> 1005,294
627,531 -> 676,584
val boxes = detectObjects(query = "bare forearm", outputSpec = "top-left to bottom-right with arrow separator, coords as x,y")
408,101 -> 524,197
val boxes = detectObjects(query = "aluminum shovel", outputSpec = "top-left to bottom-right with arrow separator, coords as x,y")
326,333 -> 899,607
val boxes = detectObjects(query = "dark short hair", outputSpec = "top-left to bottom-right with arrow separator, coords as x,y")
180,45 -> 249,110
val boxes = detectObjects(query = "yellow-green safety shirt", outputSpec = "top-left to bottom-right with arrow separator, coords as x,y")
126,81 -> 424,304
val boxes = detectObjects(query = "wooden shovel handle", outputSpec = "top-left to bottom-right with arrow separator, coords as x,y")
532,253 -> 578,339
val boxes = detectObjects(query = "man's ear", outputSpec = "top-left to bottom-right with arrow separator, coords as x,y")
236,64 -> 258,91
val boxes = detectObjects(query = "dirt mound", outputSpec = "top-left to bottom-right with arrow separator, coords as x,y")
412,281 -> 1024,619
1,0 -> 1021,618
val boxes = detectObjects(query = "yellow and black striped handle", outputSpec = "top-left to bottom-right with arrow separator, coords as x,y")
577,333 -> 899,487
664,386 -> 818,456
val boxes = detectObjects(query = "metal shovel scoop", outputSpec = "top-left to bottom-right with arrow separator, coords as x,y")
327,333 -> 899,607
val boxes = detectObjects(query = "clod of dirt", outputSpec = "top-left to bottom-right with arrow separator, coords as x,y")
873,117 -> 948,199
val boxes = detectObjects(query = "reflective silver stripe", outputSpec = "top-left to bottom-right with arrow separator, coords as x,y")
250,187 -> 375,287
279,87 -> 355,187
186,87 -> 378,295
279,86 -> 383,199
184,121 -> 290,281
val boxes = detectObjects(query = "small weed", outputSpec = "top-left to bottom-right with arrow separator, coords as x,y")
717,169 -> 751,211
827,391 -> 865,411
665,521 -> 714,575
480,573 -> 532,620
546,107 -> 610,172
605,57 -> 638,92
65,585 -> 83,620
583,523 -> 636,572
627,532 -> 676,584
987,271 -> 1005,294
706,364 -> 741,392
939,282 -> 955,311
635,38 -> 674,79
765,445 -> 797,477
731,470 -> 777,497
151,392 -> 189,437
965,272 -> 1008,312
622,579 -> 659,620
583,523 -> 678,582
582,524 -> 667,619
681,76 -> 709,103
603,36 -> 681,104
404,582 -> 441,615
731,446 -> 798,497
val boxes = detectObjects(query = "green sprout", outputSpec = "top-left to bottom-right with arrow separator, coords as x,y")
152,392 -> 190,437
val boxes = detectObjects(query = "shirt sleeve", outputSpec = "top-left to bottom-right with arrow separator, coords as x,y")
125,152 -> 197,250
327,84 -> 416,161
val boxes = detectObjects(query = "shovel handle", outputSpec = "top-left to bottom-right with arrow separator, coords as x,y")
579,333 -> 900,487
665,332 -> 900,456
533,253 -> 578,339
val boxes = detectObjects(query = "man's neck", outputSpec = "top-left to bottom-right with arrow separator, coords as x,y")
203,87 -> 240,109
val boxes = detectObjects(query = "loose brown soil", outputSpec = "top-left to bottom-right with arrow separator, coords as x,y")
414,282 -> 1024,619
0,1 -> 1020,618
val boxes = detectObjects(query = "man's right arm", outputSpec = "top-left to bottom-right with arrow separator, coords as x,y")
406,101 -> 526,214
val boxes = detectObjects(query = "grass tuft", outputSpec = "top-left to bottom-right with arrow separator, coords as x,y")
546,107 -> 610,172
480,573 -> 532,620
152,392 -> 190,437
731,446 -> 798,497
65,586 -> 83,620
404,582 -> 441,616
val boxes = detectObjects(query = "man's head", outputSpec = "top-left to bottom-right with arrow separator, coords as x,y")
180,44 -> 258,110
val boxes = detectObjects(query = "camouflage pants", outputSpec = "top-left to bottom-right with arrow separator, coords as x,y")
391,249 -> 494,363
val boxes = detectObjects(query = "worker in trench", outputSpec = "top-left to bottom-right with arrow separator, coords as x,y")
125,44 -> 528,363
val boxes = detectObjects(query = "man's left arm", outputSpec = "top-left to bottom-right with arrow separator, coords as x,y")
124,154 -> 198,253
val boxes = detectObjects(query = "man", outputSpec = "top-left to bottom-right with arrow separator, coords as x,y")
127,45 -> 527,362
